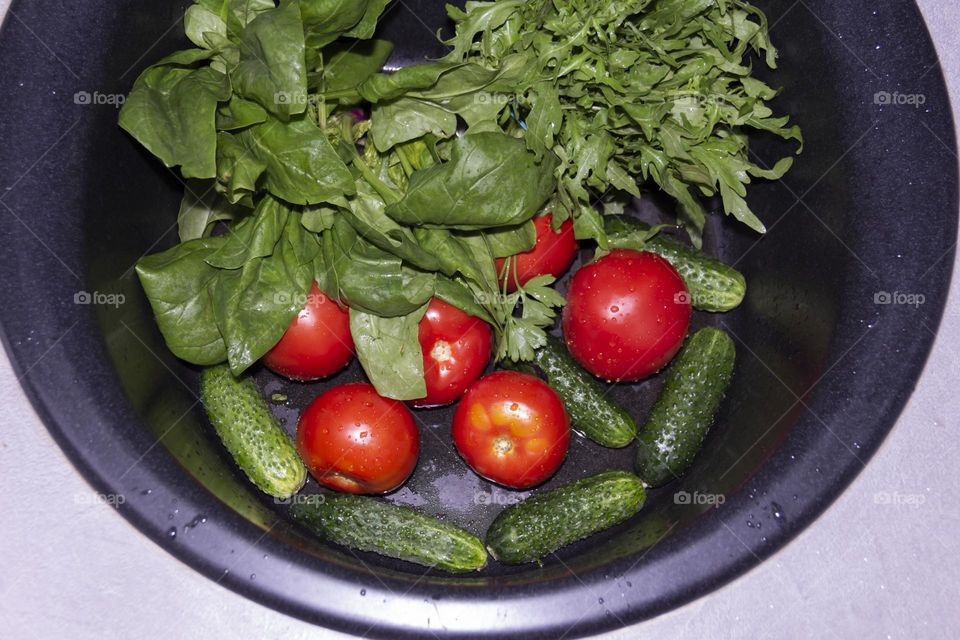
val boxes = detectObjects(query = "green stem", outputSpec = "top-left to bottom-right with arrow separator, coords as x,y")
322,87 -> 363,102
394,145 -> 415,178
351,155 -> 401,205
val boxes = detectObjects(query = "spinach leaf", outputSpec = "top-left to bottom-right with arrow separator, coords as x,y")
329,219 -> 435,317
216,95 -> 267,130
177,179 -> 245,242
301,203 -> 340,233
217,114 -> 355,206
205,194 -> 289,269
433,276 -> 496,325
370,98 -> 457,152
135,237 -> 227,366
350,306 -> 429,401
230,0 -> 308,119
343,0 -> 392,39
344,181 -> 442,272
414,228 -> 499,294
225,0 -> 276,39
215,131 -> 265,205
212,212 -> 320,374
185,4 -> 227,49
301,0 -> 370,49
119,50 -> 230,179
318,39 -> 394,94
386,132 -> 559,230
482,221 -> 536,258
358,63 -> 457,103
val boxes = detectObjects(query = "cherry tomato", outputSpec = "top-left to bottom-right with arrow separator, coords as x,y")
411,299 -> 492,408
297,383 -> 419,494
262,282 -> 354,381
495,213 -> 578,292
452,371 -> 570,489
562,249 -> 691,381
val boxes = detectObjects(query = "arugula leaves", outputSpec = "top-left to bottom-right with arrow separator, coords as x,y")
442,0 -> 802,246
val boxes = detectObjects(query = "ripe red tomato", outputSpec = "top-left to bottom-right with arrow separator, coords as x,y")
495,213 -> 578,292
411,299 -> 493,408
297,383 -> 419,494
562,249 -> 691,381
262,282 -> 354,381
452,371 -> 570,489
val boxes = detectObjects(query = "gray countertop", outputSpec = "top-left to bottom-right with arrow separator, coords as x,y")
2,2 -> 958,638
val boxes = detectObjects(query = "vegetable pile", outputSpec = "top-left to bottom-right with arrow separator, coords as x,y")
121,0 -> 800,571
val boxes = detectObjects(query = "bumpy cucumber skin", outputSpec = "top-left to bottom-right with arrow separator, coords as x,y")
199,365 -> 306,499
635,328 -> 736,487
486,471 -> 646,564
604,216 -> 746,312
290,494 -> 488,573
533,335 -> 636,448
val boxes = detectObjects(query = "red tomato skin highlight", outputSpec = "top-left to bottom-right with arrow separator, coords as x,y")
495,213 -> 578,292
411,299 -> 492,408
452,371 -> 570,489
297,383 -> 419,494
562,250 -> 691,381
263,282 -> 354,381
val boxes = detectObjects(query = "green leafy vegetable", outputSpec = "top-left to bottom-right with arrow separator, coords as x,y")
350,306 -> 429,401
119,50 -> 230,179
177,179 -> 244,242
217,114 -> 355,206
230,0 -> 308,119
386,132 -> 559,230
124,0 -> 794,398
318,39 -> 394,94
212,212 -> 319,374
442,0 -> 802,245
135,237 -> 228,365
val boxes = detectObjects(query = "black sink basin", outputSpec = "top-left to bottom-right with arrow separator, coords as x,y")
0,1 -> 955,637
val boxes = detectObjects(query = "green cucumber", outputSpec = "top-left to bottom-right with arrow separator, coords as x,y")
511,335 -> 636,448
199,365 -> 306,499
604,216 -> 746,312
635,327 -> 736,487
486,470 -> 646,564
290,494 -> 488,573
